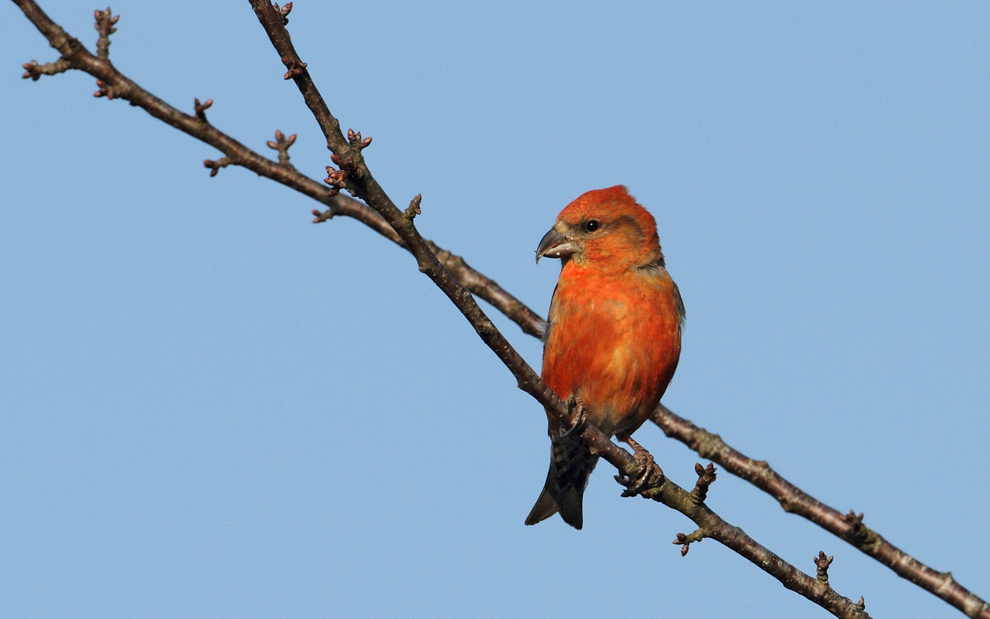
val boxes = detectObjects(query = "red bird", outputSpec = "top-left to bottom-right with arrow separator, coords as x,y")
526,186 -> 684,529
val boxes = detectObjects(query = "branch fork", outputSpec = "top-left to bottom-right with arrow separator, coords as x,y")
272,1 -> 292,24
404,194 -> 422,220
93,78 -> 118,99
266,129 -> 297,167
194,98 -> 213,123
311,208 -> 335,224
690,462 -> 717,505
815,551 -> 835,584
670,464 -> 717,556
21,58 -> 70,80
323,164 -> 348,197
674,529 -> 706,557
281,56 -> 307,80
347,128 -> 372,150
12,2 -> 982,615
203,157 -> 232,177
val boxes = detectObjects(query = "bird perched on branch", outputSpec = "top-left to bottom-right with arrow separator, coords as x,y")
526,186 -> 684,529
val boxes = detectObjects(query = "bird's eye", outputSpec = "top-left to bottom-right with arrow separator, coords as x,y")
584,220 -> 601,233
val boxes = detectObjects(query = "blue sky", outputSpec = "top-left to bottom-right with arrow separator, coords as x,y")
2,2 -> 988,617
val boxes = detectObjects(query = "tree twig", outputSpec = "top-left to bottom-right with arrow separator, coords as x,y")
11,0 -> 543,338
652,404 -> 990,619
244,2 -> 872,616
10,2 -> 986,617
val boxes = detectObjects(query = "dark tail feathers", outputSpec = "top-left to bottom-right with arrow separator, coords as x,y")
525,432 -> 599,529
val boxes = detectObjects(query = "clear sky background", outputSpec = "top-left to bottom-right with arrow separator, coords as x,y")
3,2 -> 989,618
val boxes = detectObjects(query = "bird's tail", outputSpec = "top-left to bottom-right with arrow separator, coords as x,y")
525,432 -> 599,529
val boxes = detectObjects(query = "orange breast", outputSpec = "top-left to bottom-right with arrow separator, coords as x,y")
541,265 -> 681,438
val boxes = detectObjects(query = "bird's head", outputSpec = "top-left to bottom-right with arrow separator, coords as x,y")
536,186 -> 663,273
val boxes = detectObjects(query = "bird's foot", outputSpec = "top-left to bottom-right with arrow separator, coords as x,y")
558,396 -> 588,438
615,436 -> 664,498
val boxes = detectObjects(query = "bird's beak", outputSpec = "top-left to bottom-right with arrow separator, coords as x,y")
536,227 -> 579,263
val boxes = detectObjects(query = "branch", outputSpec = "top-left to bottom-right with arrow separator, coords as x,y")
13,1 -> 396,236
652,404 -> 990,619
243,4 -> 982,611
11,0 -> 543,339
245,2 -> 870,616
10,2 -> 985,617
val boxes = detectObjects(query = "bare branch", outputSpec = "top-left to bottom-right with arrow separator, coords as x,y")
816,551 -> 835,585
93,7 -> 118,59
652,404 -> 990,619
266,129 -> 297,168
646,463 -> 871,619
203,156 -> 232,178
13,0 -> 404,243
193,97 -> 213,123
404,194 -> 422,221
425,241 -> 546,339
246,2 -> 871,616
690,462 -> 717,505
22,57 -> 70,80
10,2 -> 987,617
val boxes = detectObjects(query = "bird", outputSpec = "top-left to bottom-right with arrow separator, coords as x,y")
526,185 -> 684,529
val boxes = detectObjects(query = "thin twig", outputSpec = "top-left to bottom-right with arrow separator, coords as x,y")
10,2 -> 987,617
244,3 -> 983,613
245,2 -> 871,616
651,404 -> 990,619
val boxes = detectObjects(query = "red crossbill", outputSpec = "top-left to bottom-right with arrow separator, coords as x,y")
527,186 -> 684,529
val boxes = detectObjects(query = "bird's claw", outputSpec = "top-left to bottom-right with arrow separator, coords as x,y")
615,436 -> 663,497
558,396 -> 588,438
